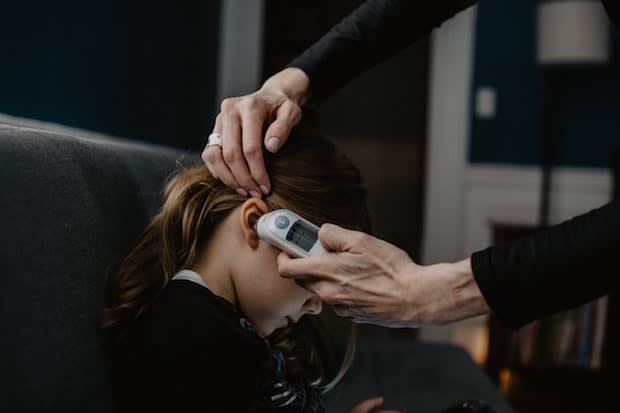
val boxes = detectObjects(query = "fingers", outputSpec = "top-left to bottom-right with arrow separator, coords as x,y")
277,252 -> 347,305
277,250 -> 339,282
202,114 -> 240,190
318,223 -> 368,253
222,109 -> 262,197
278,253 -> 360,310
240,109 -> 271,195
205,94 -> 303,196
263,100 -> 302,153
204,97 -> 264,196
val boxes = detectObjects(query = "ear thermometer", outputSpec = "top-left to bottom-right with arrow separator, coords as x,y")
256,209 -> 326,258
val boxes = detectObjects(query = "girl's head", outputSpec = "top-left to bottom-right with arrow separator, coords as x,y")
192,195 -> 325,336
102,123 -> 369,388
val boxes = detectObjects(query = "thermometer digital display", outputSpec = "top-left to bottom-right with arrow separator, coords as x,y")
256,209 -> 326,257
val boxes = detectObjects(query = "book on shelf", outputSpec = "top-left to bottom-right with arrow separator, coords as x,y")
505,296 -> 608,370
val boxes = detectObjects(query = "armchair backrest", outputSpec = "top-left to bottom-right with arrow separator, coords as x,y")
0,114 -> 197,412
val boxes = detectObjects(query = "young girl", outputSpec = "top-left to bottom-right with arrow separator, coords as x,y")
102,126 -> 400,413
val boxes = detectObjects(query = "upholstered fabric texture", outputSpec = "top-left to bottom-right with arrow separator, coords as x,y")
0,114 -> 197,411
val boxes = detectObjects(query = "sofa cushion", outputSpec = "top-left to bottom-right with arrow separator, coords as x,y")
0,114 -> 197,412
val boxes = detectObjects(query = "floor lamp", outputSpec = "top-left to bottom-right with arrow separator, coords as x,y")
536,0 -> 610,227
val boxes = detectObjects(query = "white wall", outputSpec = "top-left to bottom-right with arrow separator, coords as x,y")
418,5 -> 478,345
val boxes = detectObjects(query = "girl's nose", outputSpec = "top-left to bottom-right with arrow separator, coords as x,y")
303,295 -> 322,315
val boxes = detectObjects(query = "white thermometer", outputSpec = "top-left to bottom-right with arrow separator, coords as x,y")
256,209 -> 326,258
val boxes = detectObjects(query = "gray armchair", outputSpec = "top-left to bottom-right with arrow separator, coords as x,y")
0,113 -> 512,412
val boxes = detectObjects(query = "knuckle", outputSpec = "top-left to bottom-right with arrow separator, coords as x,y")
241,95 -> 261,111
204,148 -> 221,164
353,231 -> 370,246
242,143 -> 262,157
222,147 -> 241,164
319,223 -> 334,238
280,100 -> 302,124
220,98 -> 236,112
288,101 -> 302,117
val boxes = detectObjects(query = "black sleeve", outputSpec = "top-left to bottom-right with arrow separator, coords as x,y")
602,0 -> 619,30
471,200 -> 620,329
288,0 -> 477,105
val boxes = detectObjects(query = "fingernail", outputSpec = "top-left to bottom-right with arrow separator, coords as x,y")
236,188 -> 248,197
266,137 -> 280,152
249,190 -> 261,198
260,185 -> 270,195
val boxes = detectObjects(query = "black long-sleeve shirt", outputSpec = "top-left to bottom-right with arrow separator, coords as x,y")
290,0 -> 618,105
111,280 -> 271,412
289,0 -> 620,329
472,201 -> 620,328
110,279 -> 323,412
289,0 -> 477,106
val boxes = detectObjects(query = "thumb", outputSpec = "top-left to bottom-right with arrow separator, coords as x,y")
264,100 -> 302,153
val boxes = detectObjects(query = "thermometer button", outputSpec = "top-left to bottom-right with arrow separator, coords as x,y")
275,215 -> 290,229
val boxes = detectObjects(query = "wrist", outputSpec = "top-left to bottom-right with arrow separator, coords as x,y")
260,67 -> 310,106
449,258 -> 490,321
410,258 -> 489,325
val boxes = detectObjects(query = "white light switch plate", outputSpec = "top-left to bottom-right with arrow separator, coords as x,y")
475,86 -> 497,119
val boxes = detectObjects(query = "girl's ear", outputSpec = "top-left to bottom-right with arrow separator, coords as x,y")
239,198 -> 270,249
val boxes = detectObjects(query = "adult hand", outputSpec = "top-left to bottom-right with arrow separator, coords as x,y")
203,67 -> 310,197
277,224 -> 490,328
349,396 -> 404,413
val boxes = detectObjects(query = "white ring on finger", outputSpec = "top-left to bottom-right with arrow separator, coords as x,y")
206,132 -> 223,149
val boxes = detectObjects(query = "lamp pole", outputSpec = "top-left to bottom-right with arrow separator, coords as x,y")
536,0 -> 610,227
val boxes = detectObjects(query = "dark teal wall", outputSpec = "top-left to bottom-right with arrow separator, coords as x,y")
0,1 -> 221,150
469,0 -> 620,168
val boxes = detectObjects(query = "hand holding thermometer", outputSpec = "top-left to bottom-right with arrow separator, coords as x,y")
256,209 -> 326,257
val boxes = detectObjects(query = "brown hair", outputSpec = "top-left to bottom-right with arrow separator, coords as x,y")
102,124 -> 370,392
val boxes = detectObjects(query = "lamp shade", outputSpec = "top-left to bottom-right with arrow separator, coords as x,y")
537,0 -> 610,65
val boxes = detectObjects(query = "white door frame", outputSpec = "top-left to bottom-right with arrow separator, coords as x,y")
421,6 -> 478,265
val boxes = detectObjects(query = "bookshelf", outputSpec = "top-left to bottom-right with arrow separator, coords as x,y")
485,151 -> 620,413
